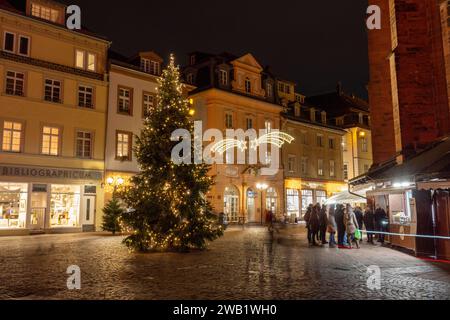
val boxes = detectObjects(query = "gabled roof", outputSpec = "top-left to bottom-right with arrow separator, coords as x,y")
307,88 -> 369,117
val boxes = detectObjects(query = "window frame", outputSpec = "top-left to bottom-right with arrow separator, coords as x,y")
288,155 -> 296,173
40,124 -> 62,156
1,120 -> 24,153
17,35 -> 31,57
329,160 -> 336,177
3,31 -> 16,53
44,78 -> 62,103
225,113 -> 233,129
317,159 -> 324,176
75,129 -> 93,159
78,84 -> 95,109
115,130 -> 133,161
117,85 -> 134,116
142,91 -> 157,119
245,78 -> 251,93
219,69 -> 228,86
5,70 -> 25,97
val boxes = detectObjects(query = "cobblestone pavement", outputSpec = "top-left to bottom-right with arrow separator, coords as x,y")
0,226 -> 449,300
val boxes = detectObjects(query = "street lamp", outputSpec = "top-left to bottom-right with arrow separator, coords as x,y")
106,176 -> 125,199
256,183 -> 269,225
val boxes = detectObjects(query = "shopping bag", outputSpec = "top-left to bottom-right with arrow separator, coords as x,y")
355,229 -> 362,240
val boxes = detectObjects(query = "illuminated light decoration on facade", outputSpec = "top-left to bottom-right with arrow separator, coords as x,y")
211,132 -> 295,155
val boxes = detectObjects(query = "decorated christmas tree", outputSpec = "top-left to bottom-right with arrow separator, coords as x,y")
101,198 -> 123,235
120,55 -> 223,252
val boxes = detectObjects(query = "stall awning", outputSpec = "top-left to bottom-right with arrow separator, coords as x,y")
325,190 -> 366,205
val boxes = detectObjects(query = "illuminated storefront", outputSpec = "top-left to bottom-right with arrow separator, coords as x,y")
0,165 -> 103,235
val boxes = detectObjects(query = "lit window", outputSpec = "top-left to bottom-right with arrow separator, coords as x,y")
143,93 -> 156,118
41,126 -> 60,156
44,79 -> 61,103
118,86 -> 133,115
87,53 -> 96,72
318,159 -> 324,176
76,50 -> 85,69
31,3 -> 60,23
78,85 -> 94,109
265,120 -> 272,134
5,71 -> 25,96
342,136 -> 348,151
76,131 -> 92,158
3,32 -> 15,52
2,121 -> 22,152
116,132 -> 132,160
245,78 -> 251,93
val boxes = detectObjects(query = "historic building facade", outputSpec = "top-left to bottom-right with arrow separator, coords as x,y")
0,0 -> 109,235
308,85 -> 372,182
185,52 -> 285,223
105,51 -> 163,201
281,97 -> 347,220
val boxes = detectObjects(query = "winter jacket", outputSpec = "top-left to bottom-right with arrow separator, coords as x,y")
344,208 -> 359,234
319,208 -> 328,229
327,210 -> 337,233
354,208 -> 364,231
363,210 -> 375,230
309,207 -> 320,232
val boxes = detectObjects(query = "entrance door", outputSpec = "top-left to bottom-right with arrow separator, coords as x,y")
224,186 -> 239,223
247,189 -> 256,223
81,196 -> 96,226
30,191 -> 47,230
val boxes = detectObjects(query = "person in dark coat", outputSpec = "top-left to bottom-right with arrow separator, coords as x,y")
319,204 -> 328,245
374,206 -> 388,243
304,204 -> 313,245
327,205 -> 337,248
363,206 -> 375,244
309,204 -> 320,246
335,204 -> 345,247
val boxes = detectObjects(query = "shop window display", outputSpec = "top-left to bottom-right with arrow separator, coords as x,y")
50,185 -> 80,228
0,183 -> 27,229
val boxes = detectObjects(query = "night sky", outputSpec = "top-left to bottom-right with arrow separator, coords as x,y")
61,0 -> 369,99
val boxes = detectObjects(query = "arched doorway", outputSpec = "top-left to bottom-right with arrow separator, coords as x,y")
266,187 -> 278,214
224,185 -> 239,223
246,188 -> 256,222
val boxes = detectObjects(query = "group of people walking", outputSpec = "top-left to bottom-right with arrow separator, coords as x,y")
304,203 -> 389,249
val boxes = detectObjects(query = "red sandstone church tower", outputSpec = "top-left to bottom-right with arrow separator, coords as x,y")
368,0 -> 450,165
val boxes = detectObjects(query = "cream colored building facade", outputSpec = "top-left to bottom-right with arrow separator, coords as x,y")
0,0 -> 109,235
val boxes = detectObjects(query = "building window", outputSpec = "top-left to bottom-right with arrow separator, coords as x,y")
288,155 -> 296,173
285,84 -> 290,94
342,136 -> 348,151
286,189 -> 300,218
329,160 -> 336,177
141,58 -> 160,75
278,82 -> 284,92
5,71 -> 24,96
118,86 -> 133,115
266,83 -> 273,97
41,126 -> 60,156
316,134 -> 324,147
78,85 -> 94,109
316,190 -> 327,206
246,118 -> 253,130
76,131 -> 92,158
301,131 -> 308,145
3,32 -> 15,52
321,112 -> 327,124
318,159 -> 324,176
219,70 -> 228,86
361,136 -> 368,152
301,190 -> 313,215
50,185 -> 81,228
301,157 -> 308,175
329,137 -> 335,149
31,3 -> 60,23
245,78 -> 251,93
225,113 -> 233,129
343,163 -> 349,180
18,36 -> 30,56
75,50 -> 96,72
143,92 -> 156,118
2,121 -> 22,153
44,79 -> 61,103
265,120 -> 272,134
186,73 -> 194,84
116,131 -> 132,161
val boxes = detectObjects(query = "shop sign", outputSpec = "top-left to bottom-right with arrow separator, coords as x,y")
0,165 -> 103,181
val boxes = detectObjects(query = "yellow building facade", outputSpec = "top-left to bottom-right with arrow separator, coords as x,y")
0,0 -> 109,235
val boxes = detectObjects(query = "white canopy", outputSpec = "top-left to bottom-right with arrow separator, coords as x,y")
325,190 -> 367,205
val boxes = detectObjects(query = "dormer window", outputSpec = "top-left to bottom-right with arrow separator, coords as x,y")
321,111 -> 327,124
310,108 -> 316,122
187,73 -> 194,84
219,70 -> 228,86
31,2 -> 60,23
266,83 -> 273,97
141,58 -> 160,75
245,78 -> 251,93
